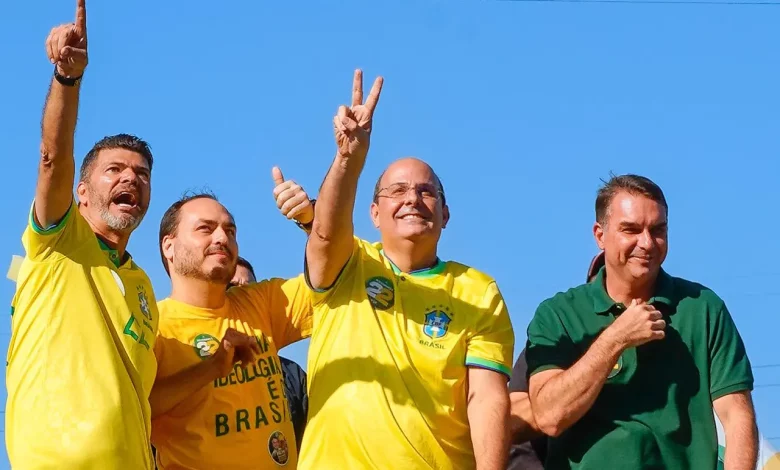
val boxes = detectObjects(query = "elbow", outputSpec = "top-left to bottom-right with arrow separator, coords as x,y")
532,407 -> 568,438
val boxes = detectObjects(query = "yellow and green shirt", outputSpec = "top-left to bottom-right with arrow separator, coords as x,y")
151,275 -> 312,470
7,203 -> 159,469
298,237 -> 515,470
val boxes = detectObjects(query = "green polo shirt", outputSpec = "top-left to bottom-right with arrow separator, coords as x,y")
525,267 -> 753,470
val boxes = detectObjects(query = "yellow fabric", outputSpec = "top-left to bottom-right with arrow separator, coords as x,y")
7,203 -> 159,470
298,238 -> 515,470
151,275 -> 312,470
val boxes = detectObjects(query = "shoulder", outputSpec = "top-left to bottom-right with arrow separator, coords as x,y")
668,274 -> 725,308
538,282 -> 592,312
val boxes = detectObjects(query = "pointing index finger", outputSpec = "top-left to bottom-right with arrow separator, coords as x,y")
75,0 -> 87,35
364,76 -> 384,116
352,69 -> 363,107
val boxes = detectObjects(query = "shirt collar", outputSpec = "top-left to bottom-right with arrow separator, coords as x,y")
380,249 -> 446,278
97,237 -> 130,268
590,266 -> 674,315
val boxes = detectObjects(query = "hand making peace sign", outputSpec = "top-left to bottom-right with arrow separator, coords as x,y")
333,69 -> 383,161
46,0 -> 88,79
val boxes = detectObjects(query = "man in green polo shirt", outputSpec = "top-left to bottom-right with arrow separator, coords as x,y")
525,174 -> 758,470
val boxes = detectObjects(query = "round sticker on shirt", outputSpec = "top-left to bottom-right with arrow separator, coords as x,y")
608,355 -> 623,379
365,276 -> 395,310
111,270 -> 125,296
268,430 -> 289,466
193,333 -> 220,360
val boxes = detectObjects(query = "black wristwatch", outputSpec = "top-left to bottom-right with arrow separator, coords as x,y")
54,67 -> 82,87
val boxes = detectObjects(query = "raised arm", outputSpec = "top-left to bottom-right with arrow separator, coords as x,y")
36,0 -> 89,228
305,70 -> 383,289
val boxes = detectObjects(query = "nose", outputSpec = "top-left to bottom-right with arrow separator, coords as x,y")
402,186 -> 421,205
120,168 -> 138,184
210,227 -> 230,247
637,229 -> 655,250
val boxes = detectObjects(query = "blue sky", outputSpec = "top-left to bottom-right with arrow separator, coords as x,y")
2,0 -> 779,466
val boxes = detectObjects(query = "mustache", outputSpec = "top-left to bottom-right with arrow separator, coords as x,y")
206,245 -> 233,258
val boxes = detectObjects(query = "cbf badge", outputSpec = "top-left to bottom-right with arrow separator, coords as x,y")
268,430 -> 289,466
193,333 -> 220,360
608,355 -> 624,379
137,285 -> 152,321
423,309 -> 452,339
365,276 -> 395,310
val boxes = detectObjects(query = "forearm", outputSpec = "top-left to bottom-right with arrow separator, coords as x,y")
532,332 -> 624,436
469,391 -> 510,470
306,153 -> 363,288
36,78 -> 80,226
509,392 -> 543,443
150,359 -> 218,418
722,408 -> 759,470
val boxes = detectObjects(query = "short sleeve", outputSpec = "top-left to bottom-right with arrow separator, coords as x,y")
23,200 -> 91,261
525,301 -> 577,377
250,275 -> 313,349
709,302 -> 753,400
304,236 -> 362,306
464,281 -> 515,378
508,349 -> 530,393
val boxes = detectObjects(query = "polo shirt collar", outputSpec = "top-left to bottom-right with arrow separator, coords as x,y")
590,266 -> 674,315
97,237 -> 130,268
380,249 -> 446,278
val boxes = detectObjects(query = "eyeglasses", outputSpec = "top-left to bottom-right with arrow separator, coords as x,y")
375,182 -> 443,201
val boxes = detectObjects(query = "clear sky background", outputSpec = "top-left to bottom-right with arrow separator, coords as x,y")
1,0 -> 778,467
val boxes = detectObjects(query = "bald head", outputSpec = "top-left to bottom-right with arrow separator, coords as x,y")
373,158 -> 446,205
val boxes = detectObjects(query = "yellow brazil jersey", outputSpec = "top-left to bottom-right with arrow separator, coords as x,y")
7,202 -> 159,470
151,275 -> 312,470
298,237 -> 515,470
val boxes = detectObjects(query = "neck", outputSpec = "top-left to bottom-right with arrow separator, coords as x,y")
381,237 -> 439,273
170,275 -> 228,309
81,206 -> 131,257
604,268 -> 657,305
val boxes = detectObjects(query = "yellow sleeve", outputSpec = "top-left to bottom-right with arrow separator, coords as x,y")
22,200 -> 91,262
464,281 -> 515,378
305,236 -> 363,306
253,275 -> 313,348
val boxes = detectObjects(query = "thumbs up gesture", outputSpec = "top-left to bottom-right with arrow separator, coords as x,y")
272,167 -> 314,226
46,0 -> 88,79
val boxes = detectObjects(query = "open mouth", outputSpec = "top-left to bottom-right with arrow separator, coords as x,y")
112,192 -> 139,210
398,213 -> 428,221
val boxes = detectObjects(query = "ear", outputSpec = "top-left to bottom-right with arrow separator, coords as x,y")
370,202 -> 380,229
162,235 -> 176,269
594,222 -> 606,250
76,181 -> 88,205
442,204 -> 450,229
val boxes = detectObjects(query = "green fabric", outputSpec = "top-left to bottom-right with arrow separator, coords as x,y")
525,267 -> 753,470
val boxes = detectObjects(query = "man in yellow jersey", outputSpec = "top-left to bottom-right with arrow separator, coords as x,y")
149,169 -> 315,469
7,1 -> 159,468
300,70 -> 515,470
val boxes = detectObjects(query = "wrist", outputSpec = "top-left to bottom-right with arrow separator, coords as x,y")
597,327 -> 626,357
53,66 -> 83,87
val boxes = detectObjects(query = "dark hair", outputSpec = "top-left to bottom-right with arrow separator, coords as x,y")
372,168 -> 447,206
595,174 -> 668,226
236,256 -> 256,279
158,191 -> 219,276
79,134 -> 154,182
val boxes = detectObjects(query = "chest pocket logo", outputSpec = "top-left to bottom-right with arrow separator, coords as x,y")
365,276 -> 395,310
423,310 -> 452,339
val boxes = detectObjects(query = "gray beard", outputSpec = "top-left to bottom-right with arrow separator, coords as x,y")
89,186 -> 143,233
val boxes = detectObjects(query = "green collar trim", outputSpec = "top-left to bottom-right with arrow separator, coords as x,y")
381,250 -> 446,278
590,266 -> 674,314
97,238 -> 128,268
